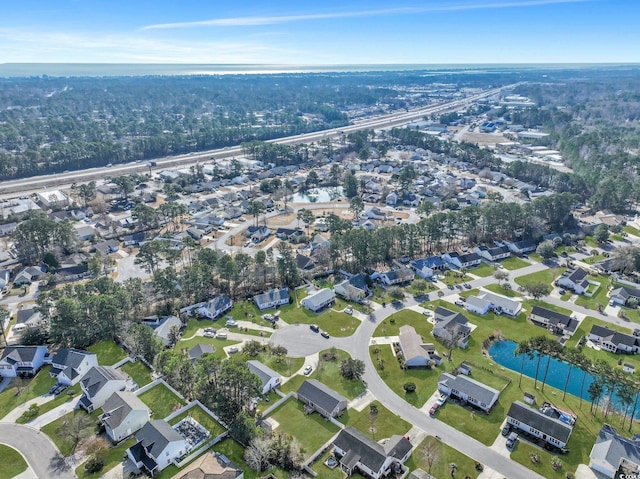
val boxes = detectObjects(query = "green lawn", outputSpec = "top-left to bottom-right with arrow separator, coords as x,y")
441,271 -> 473,287
88,341 -> 127,366
238,350 -> 305,377
575,275 -> 609,310
119,360 -> 153,387
280,374 -> 307,395
342,400 -> 411,440
138,383 -> 186,419
374,309 -> 433,340
511,439 -> 570,478
269,398 -> 340,455
279,304 -> 360,337
74,438 -> 135,479
17,387 -> 79,423
624,225 -> 640,236
484,283 -> 521,298
311,449 -> 346,479
41,410 -> 100,456
405,436 -> 481,479
0,366 -> 57,420
167,405 -> 225,437
527,253 -> 543,262
470,263 -> 497,277
515,267 -> 565,288
0,444 -> 28,479
302,349 -> 366,399
583,253 -> 605,264
176,337 -> 240,358
501,256 -> 531,270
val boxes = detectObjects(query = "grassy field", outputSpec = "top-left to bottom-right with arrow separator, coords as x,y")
269,398 -> 340,455
87,341 -> 127,366
176,337 -> 240,358
624,225 -> 640,236
342,400 -> 411,440
74,438 -> 135,479
405,436 -> 481,479
0,444 -> 28,479
470,263 -> 496,277
167,404 -> 225,437
0,366 -> 57,420
138,383 -> 186,419
119,360 -> 152,387
310,448 -> 346,479
41,410 -> 100,456
279,302 -> 360,337
510,439 -> 569,478
237,349 -> 305,377
374,309 -> 433,340
502,256 -> 531,270
308,349 -> 365,399
484,283 -> 521,298
575,275 -> 610,310
515,267 -> 566,288
441,271 -> 473,287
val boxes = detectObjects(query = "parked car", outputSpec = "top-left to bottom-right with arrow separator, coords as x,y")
303,365 -> 313,375
344,306 -> 353,315
225,319 -> 238,327
204,327 -> 216,333
216,331 -> 227,339
228,346 -> 239,354
506,432 -> 518,449
464,283 -> 472,289
321,331 -> 330,339
54,384 -> 69,396
203,331 -> 215,338
559,289 -> 567,295
310,324 -> 320,332
429,403 -> 440,416
455,299 -> 465,307
436,394 -> 448,406
422,310 -> 432,317
501,425 -> 511,437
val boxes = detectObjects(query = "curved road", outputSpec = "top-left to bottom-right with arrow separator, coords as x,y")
0,423 -> 74,479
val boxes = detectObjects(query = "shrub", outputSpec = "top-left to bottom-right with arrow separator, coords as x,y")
84,456 -> 104,474
403,382 -> 417,393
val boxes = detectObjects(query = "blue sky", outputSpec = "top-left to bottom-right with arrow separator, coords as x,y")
1,0 -> 638,64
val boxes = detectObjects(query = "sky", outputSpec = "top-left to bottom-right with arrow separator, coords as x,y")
0,0 -> 639,64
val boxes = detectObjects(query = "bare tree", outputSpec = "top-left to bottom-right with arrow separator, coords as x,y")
368,404 -> 379,439
58,413 -> 92,453
244,435 -> 272,473
421,438 -> 441,474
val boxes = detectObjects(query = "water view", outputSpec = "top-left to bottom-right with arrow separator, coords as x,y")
489,340 -> 638,416
291,187 -> 343,204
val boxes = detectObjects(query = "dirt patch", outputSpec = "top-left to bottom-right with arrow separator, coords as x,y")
266,213 -> 296,227
460,131 -> 507,146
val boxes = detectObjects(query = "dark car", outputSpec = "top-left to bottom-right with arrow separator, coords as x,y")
310,324 -> 320,332
321,331 -> 330,339
501,425 -> 511,437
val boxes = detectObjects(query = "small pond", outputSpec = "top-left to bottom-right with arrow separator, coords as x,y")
291,187 -> 343,203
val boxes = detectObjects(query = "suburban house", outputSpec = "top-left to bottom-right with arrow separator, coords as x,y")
123,232 -> 146,247
588,325 -> 640,354
54,263 -> 91,282
50,349 -> 98,386
441,251 -> 482,269
247,360 -> 281,395
0,345 -> 48,378
253,287 -> 290,310
398,325 -> 442,367
506,401 -> 574,449
13,266 -> 45,286
437,372 -> 500,413
432,309 -> 471,348
410,256 -> 447,279
474,245 -> 511,263
295,254 -> 316,271
589,424 -> 640,479
380,267 -> 415,286
196,295 -> 233,320
142,316 -> 183,347
100,391 -> 150,443
464,292 -> 522,317
334,273 -> 370,302
609,285 -> 640,306
127,420 -> 187,476
333,427 -> 412,479
557,268 -> 590,295
300,288 -> 335,312
188,344 -> 214,362
12,308 -> 43,335
171,451 -> 244,479
247,226 -> 271,243
505,239 -> 537,255
78,366 -> 127,413
297,379 -> 347,418
275,228 -> 304,242
529,306 -> 579,336
386,192 -> 399,206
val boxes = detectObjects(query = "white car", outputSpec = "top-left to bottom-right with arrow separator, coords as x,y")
226,319 -> 238,327
303,365 -> 313,375
203,332 -> 215,338
344,306 -> 353,315
228,346 -> 239,354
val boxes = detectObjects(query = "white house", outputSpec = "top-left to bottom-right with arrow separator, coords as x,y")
398,325 -> 442,367
0,346 -> 48,378
12,308 -> 43,335
247,360 -> 281,395
127,420 -> 187,476
465,292 -> 522,317
474,245 -> 511,262
78,366 -> 127,413
506,401 -> 574,449
505,239 -> 537,255
301,288 -> 335,312
333,427 -> 412,479
432,309 -> 471,348
557,268 -> 590,295
142,315 -> 183,347
101,391 -> 150,443
50,349 -> 98,386
386,192 -> 399,206
410,256 -> 447,279
253,287 -> 290,310
195,295 -> 233,320
588,325 -> 640,354
437,372 -> 500,412
589,424 -> 640,478
609,285 -> 640,306
334,273 -> 370,302
441,252 -> 482,269
380,268 -> 415,286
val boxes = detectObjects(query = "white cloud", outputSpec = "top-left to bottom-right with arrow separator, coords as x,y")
141,0 -> 590,30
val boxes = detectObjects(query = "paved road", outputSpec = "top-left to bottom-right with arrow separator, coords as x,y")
0,423 -> 75,479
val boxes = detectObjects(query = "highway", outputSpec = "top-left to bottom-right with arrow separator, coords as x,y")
0,84 -> 514,198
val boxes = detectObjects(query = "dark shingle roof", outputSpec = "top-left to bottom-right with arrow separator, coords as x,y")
507,401 -> 573,443
81,366 -> 125,398
135,420 -> 184,459
101,391 -> 148,430
334,427 -> 411,473
298,379 -> 346,414
247,360 -> 280,388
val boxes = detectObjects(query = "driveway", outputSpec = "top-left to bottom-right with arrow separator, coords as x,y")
0,423 -> 75,479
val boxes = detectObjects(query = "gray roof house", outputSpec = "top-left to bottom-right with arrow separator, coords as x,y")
188,344 -> 215,362
464,292 -> 522,317
50,348 -> 98,386
79,366 -> 127,413
253,287 -> 290,310
12,308 -> 43,334
247,360 -> 281,395
0,345 -> 48,378
529,306 -> 578,336
438,373 -> 500,412
588,325 -> 640,354
300,288 -> 335,312
506,401 -> 574,449
557,268 -> 590,295
127,420 -> 187,476
297,379 -> 347,418
333,427 -> 412,479
13,266 -> 44,286
101,391 -> 150,443
609,286 -> 640,306
142,316 -> 183,347
589,424 -> 640,478
432,309 -> 471,348
398,325 -> 441,367
195,295 -> 233,320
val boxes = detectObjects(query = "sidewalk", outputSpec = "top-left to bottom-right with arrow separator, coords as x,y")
29,397 -> 80,429
1,395 -> 54,423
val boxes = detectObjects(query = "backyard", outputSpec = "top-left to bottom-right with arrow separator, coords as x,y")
119,360 -> 153,387
167,404 -> 225,437
138,383 -> 186,419
87,341 -> 127,366
405,436 -> 481,479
